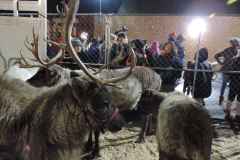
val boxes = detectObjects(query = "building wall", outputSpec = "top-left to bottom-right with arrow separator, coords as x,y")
110,15 -> 240,66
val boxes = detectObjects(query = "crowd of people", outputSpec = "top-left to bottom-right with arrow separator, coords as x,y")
47,25 -> 240,121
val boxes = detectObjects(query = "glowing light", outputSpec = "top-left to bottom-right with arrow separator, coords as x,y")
209,13 -> 216,18
227,0 -> 237,5
188,18 -> 206,37
80,32 -> 88,40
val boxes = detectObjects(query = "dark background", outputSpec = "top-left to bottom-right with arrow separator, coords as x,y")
1,0 -> 240,15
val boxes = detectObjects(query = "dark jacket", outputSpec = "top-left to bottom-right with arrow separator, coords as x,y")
176,44 -> 185,61
214,46 -> 238,71
62,50 -> 88,70
190,47 -> 213,98
154,54 -> 183,85
228,56 -> 240,88
110,43 -> 131,67
85,43 -> 101,64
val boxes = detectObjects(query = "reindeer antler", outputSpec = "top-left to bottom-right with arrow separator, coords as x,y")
17,26 -> 66,69
93,43 -> 127,75
58,0 -> 136,87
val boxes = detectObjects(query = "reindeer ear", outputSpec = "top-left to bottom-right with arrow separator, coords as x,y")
70,71 -> 81,78
72,77 -> 90,93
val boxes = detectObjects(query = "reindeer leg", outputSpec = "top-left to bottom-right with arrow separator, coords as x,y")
136,115 -> 149,143
84,131 -> 93,152
146,114 -> 155,135
91,130 -> 101,158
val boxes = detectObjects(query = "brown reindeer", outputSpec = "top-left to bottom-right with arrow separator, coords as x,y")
26,64 -> 162,156
0,0 -> 136,159
137,89 -> 167,143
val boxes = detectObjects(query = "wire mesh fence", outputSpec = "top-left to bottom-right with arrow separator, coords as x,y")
1,12 -> 240,121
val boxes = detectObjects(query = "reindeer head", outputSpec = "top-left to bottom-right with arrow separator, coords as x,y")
18,0 -> 137,133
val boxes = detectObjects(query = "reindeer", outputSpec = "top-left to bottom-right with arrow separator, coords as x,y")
0,0 -> 136,159
156,92 -> 212,160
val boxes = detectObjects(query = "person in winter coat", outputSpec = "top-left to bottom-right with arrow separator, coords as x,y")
128,38 -> 149,66
110,32 -> 131,68
145,40 -> 160,68
155,41 -> 183,92
190,47 -> 213,106
214,38 -> 240,105
183,60 -> 193,95
85,36 -> 102,64
62,38 -> 88,70
175,34 -> 186,67
224,53 -> 240,122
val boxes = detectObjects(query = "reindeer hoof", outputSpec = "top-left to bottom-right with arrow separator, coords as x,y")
136,137 -> 146,143
83,143 -> 93,153
146,130 -> 156,136
91,151 -> 101,158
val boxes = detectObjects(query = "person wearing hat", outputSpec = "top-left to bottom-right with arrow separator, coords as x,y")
175,34 -> 186,66
214,38 -> 240,106
110,32 -> 131,68
160,32 -> 177,51
175,34 -> 186,85
127,38 -> 149,66
62,38 -> 88,70
99,33 -> 117,56
155,41 -> 183,92
189,47 -> 213,106
114,25 -> 129,36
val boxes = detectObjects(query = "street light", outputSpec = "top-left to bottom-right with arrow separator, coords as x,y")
189,17 -> 206,97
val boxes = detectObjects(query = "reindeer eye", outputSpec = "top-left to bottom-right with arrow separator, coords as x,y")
102,101 -> 109,106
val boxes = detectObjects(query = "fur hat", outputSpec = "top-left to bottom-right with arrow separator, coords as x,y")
71,38 -> 82,48
229,38 -> 240,47
133,38 -> 147,49
117,25 -> 128,32
176,34 -> 186,42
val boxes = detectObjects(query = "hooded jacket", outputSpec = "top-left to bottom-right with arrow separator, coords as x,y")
191,47 -> 213,98
155,49 -> 183,85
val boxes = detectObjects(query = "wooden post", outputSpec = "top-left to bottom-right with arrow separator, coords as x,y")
39,0 -> 47,60
13,0 -> 18,17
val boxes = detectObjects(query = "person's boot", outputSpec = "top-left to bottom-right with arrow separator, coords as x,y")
225,101 -> 233,121
219,96 -> 224,105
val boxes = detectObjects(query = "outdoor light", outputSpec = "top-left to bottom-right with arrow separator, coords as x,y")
189,17 -> 206,96
189,18 -> 206,37
80,32 -> 88,40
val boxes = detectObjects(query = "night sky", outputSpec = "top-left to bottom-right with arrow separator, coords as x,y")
47,0 -> 123,13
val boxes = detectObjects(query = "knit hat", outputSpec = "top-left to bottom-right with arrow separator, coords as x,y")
229,38 -> 240,47
133,38 -> 147,49
117,25 -> 128,32
169,32 -> 177,39
71,38 -> 82,48
176,34 -> 186,42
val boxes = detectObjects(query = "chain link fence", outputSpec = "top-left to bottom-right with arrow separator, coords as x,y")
1,12 -> 240,121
